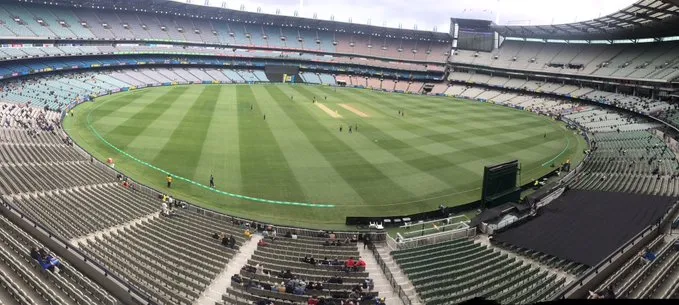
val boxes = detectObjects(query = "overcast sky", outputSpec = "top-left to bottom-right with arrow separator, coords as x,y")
176,0 -> 637,32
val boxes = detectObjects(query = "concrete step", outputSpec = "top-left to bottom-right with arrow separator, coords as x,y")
194,235 -> 263,305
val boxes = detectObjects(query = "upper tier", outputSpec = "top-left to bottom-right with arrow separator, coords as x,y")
0,3 -> 451,63
451,40 -> 679,83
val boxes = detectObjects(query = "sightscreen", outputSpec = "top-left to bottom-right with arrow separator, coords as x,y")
482,160 -> 519,204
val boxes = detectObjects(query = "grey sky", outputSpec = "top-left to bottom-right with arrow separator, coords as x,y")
176,0 -> 637,32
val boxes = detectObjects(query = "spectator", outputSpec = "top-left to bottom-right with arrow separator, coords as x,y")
367,278 -> 375,291
309,257 -> 316,265
161,201 -> 168,216
30,247 -> 41,261
346,257 -> 356,269
356,258 -> 367,269
256,264 -> 264,275
244,229 -> 253,239
258,239 -> 269,247
640,248 -> 656,264
363,234 -> 371,249
602,285 -> 616,299
231,274 -> 242,284
308,295 -> 319,305
228,235 -> 236,249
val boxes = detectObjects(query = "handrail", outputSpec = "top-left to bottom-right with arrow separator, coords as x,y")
368,242 -> 412,305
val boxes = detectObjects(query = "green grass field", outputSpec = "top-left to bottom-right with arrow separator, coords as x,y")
64,83 -> 586,229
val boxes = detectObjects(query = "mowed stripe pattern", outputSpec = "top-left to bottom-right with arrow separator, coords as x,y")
72,84 -> 583,226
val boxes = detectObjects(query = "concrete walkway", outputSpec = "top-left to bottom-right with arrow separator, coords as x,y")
194,235 -> 262,305
71,211 -> 160,245
374,244 -> 423,305
358,245 -> 404,305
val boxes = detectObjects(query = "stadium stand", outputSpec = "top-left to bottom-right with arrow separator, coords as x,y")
391,239 -> 567,305
1,0 -> 679,304
450,40 -> 679,82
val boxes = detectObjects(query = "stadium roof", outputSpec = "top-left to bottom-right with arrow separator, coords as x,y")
14,0 -> 451,41
493,0 -> 679,40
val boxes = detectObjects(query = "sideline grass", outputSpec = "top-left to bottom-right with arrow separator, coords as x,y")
64,84 -> 586,229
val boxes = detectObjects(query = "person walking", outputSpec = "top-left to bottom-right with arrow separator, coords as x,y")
210,174 -> 215,188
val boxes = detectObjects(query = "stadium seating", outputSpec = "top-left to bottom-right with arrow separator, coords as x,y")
450,40 -> 679,82
0,3 -> 450,63
568,131 -> 679,196
222,235 -> 380,305
392,239 -> 566,304
593,234 -> 679,299
0,212 -> 118,305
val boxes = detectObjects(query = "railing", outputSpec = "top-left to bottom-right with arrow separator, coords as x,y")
389,226 -> 476,251
368,242 -> 412,305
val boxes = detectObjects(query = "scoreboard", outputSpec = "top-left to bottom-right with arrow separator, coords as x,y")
450,18 -> 496,52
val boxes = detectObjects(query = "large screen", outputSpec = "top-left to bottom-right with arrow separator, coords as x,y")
451,18 -> 495,52
457,28 -> 494,52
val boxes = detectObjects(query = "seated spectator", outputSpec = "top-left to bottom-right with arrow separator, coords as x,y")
281,269 -> 293,279
309,257 -> 316,265
257,239 -> 269,247
285,231 -> 293,238
303,255 -> 310,263
640,248 -> 656,263
256,264 -> 264,275
293,284 -> 305,295
244,229 -> 253,239
30,247 -> 41,261
356,258 -> 367,269
327,276 -> 343,284
308,295 -> 320,305
231,274 -> 242,284
350,235 -> 358,242
346,257 -> 356,269
31,248 -> 66,273
314,282 -> 324,290
602,285 -> 616,299
276,282 -> 286,293
229,235 -> 236,249
221,236 -> 230,247
320,257 -> 329,265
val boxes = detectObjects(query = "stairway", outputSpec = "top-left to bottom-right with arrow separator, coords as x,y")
373,244 -> 423,305
194,235 -> 263,305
